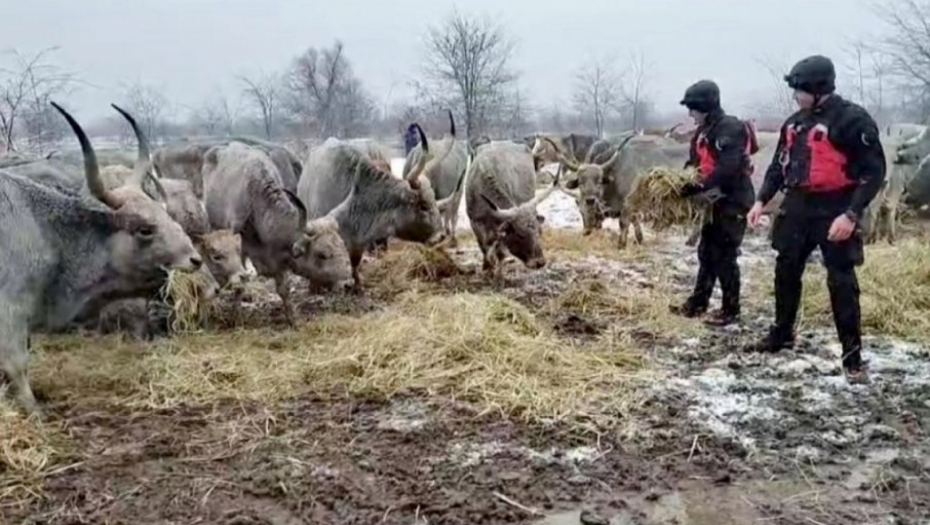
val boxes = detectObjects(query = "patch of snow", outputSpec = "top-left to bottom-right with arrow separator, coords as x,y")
443,441 -> 601,468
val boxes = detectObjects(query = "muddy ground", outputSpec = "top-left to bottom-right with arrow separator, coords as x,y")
4,194 -> 930,524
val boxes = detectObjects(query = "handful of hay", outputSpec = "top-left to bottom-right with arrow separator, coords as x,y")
627,167 -> 709,230
162,269 -> 216,333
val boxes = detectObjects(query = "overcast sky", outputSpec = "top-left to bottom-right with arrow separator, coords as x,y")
2,0 -> 880,123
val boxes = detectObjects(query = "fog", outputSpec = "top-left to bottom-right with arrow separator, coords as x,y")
2,0 -> 879,122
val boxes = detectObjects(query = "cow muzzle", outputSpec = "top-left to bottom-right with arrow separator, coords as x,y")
527,257 -> 546,270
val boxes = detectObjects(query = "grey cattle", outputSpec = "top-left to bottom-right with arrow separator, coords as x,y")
402,111 -> 469,247
465,141 -> 561,277
95,230 -> 246,340
202,141 -> 351,324
0,102 -> 201,414
298,124 -> 461,288
529,133 -> 599,170
553,133 -> 689,247
85,105 -> 226,339
101,164 -> 209,236
154,136 -> 303,197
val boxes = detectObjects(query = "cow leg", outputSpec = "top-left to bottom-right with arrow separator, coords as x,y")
350,250 -> 365,293
446,212 -> 459,249
275,273 -> 296,326
0,324 -> 39,416
884,201 -> 898,245
633,215 -> 645,245
616,215 -> 629,249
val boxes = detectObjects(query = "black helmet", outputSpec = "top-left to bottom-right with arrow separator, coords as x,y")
784,55 -> 836,95
680,80 -> 720,113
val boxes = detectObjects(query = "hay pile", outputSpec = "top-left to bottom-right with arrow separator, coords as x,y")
363,242 -> 463,296
162,270 -> 217,333
796,240 -> 930,342
0,398 -> 64,506
627,167 -> 708,230
31,293 -> 645,427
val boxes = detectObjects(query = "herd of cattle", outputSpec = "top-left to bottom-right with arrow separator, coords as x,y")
1,102 -> 929,414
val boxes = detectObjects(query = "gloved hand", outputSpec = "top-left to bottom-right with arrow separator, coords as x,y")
678,181 -> 704,198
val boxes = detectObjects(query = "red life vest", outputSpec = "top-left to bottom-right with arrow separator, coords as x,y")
695,121 -> 756,180
781,122 -> 852,192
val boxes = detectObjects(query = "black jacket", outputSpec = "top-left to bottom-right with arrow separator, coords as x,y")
757,95 -> 885,219
684,109 -> 755,214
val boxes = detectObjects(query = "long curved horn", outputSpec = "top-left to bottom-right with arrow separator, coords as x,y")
480,193 -> 517,221
147,170 -> 169,204
422,109 -> 457,176
528,163 -> 563,208
543,137 -> 580,171
597,134 -> 636,171
110,103 -> 152,188
50,101 -> 121,209
405,123 -> 429,184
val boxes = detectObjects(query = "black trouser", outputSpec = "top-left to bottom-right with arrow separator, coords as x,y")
686,210 -> 746,315
771,192 -> 864,370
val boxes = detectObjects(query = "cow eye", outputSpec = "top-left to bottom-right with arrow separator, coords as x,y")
318,252 -> 331,260
210,253 -> 224,263
137,225 -> 156,238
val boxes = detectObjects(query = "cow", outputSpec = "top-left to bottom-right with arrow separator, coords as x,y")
551,133 -> 691,247
529,133 -> 599,171
0,102 -> 201,414
465,141 -> 562,277
402,111 -> 468,247
154,136 -> 303,198
202,141 -> 352,324
94,229 -> 246,340
298,124 -> 462,289
341,138 -> 394,174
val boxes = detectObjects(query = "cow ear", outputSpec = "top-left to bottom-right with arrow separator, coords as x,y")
565,177 -> 580,190
291,238 -> 307,258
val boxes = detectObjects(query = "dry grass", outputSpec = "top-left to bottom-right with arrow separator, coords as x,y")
163,270 -> 216,333
31,292 -> 646,428
363,242 -> 464,296
795,239 -> 930,342
0,397 -> 67,508
628,167 -> 708,230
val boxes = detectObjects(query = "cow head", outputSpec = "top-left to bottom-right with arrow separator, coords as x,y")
479,170 -> 562,270
390,121 -> 462,245
52,102 -> 202,290
291,215 -> 353,289
553,135 -> 635,234
193,230 -> 248,290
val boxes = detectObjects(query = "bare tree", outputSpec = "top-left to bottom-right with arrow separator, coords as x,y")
755,54 -> 796,117
240,72 -> 281,139
844,39 -> 893,125
0,47 -> 76,152
121,81 -> 170,144
287,41 -> 374,138
874,0 -> 930,121
619,51 -> 653,131
572,57 -> 622,137
418,9 -> 518,141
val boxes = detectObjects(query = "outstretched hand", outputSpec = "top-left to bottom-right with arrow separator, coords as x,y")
679,181 -> 703,198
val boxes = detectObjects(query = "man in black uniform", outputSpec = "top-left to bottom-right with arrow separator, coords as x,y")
671,80 -> 756,327
746,55 -> 885,381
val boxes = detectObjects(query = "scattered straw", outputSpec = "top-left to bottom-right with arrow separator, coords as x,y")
544,277 -> 699,338
628,167 -> 708,230
31,293 -> 645,427
0,397 -> 65,508
795,239 -> 930,342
